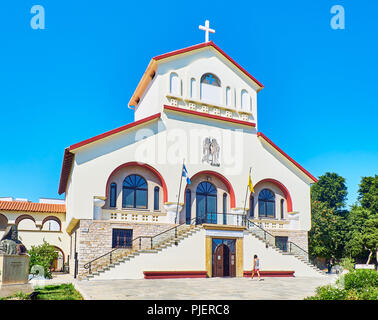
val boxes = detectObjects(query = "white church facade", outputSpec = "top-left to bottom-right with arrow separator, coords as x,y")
1,37 -> 324,280
54,40 -> 323,280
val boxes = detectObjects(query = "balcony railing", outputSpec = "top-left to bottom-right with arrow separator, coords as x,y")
194,213 -> 247,227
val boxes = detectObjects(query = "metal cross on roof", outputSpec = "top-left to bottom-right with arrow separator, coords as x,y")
199,20 -> 215,43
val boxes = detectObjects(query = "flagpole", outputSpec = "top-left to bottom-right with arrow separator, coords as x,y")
175,159 -> 185,224
243,167 -> 252,221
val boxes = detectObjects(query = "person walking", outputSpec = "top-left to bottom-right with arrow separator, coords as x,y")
251,255 -> 262,281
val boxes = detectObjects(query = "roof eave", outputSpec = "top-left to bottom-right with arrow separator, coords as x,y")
257,132 -> 318,183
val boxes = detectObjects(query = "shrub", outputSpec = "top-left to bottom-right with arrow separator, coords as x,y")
305,285 -> 347,300
28,241 -> 59,279
339,257 -> 355,271
343,269 -> 378,291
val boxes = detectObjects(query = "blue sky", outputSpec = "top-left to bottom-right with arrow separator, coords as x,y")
0,0 -> 377,207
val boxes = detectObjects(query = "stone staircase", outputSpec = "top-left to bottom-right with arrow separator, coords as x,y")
245,225 -> 326,276
83,224 -> 203,280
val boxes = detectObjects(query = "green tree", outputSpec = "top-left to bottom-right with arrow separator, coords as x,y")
358,175 -> 378,213
345,205 -> 378,264
309,201 -> 347,260
28,241 -> 59,279
311,172 -> 348,212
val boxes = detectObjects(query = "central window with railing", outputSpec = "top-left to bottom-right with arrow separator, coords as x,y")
196,181 -> 217,224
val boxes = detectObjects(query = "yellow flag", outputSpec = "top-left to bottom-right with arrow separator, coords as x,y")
248,172 -> 254,193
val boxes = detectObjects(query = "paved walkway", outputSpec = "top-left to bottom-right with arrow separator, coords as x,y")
74,275 -> 338,300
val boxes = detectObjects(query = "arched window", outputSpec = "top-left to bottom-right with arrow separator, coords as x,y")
109,183 -> 117,208
122,174 -> 148,209
0,214 -> 8,230
41,216 -> 62,231
258,189 -> 275,218
196,181 -> 217,224
200,73 -> 221,105
185,189 -> 191,224
280,199 -> 284,219
249,195 -> 255,218
223,193 -> 227,224
190,78 -> 197,99
241,90 -> 250,111
154,186 -> 160,211
226,87 -> 231,107
170,73 -> 180,96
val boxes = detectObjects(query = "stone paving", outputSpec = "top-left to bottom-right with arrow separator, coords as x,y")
74,275 -> 338,300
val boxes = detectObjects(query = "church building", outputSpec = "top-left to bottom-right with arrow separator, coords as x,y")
54,36 -> 324,280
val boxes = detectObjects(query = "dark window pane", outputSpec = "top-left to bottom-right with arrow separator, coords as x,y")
112,229 -> 133,248
123,188 -> 134,208
249,196 -> 254,218
154,187 -> 159,211
186,190 -> 191,224
110,183 -> 117,208
136,189 -> 148,208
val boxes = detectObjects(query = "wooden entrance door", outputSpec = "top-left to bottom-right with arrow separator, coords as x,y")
213,244 -> 236,277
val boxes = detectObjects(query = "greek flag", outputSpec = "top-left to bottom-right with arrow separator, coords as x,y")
182,165 -> 191,185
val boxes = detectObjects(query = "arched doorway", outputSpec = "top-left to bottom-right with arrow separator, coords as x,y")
213,242 -> 236,277
51,247 -> 65,272
196,181 -> 217,224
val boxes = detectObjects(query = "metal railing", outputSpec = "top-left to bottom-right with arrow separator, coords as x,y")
195,212 -> 247,226
246,219 -> 310,262
83,213 -> 322,276
83,217 -> 197,275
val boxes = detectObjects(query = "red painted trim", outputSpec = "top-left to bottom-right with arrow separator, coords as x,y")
164,105 -> 256,128
254,178 -> 293,212
257,132 -> 318,183
243,270 -> 295,277
69,113 -> 161,151
186,170 -> 236,208
153,41 -> 264,89
106,162 -> 168,202
58,113 -> 161,195
143,271 -> 208,279
58,148 -> 74,195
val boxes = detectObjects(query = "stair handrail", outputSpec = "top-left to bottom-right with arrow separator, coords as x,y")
83,217 -> 197,274
246,219 -> 310,259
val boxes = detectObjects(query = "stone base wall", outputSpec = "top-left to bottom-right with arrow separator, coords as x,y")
269,230 -> 309,253
77,220 -> 176,277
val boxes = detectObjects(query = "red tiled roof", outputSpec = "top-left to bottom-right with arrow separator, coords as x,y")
0,201 -> 66,213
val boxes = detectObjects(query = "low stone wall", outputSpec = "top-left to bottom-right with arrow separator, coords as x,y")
77,220 -> 176,278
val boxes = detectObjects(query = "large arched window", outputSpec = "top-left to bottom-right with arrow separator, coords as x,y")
170,73 -> 180,96
109,183 -> 117,208
258,189 -> 275,218
122,174 -> 148,209
200,73 -> 221,105
196,181 -> 217,224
